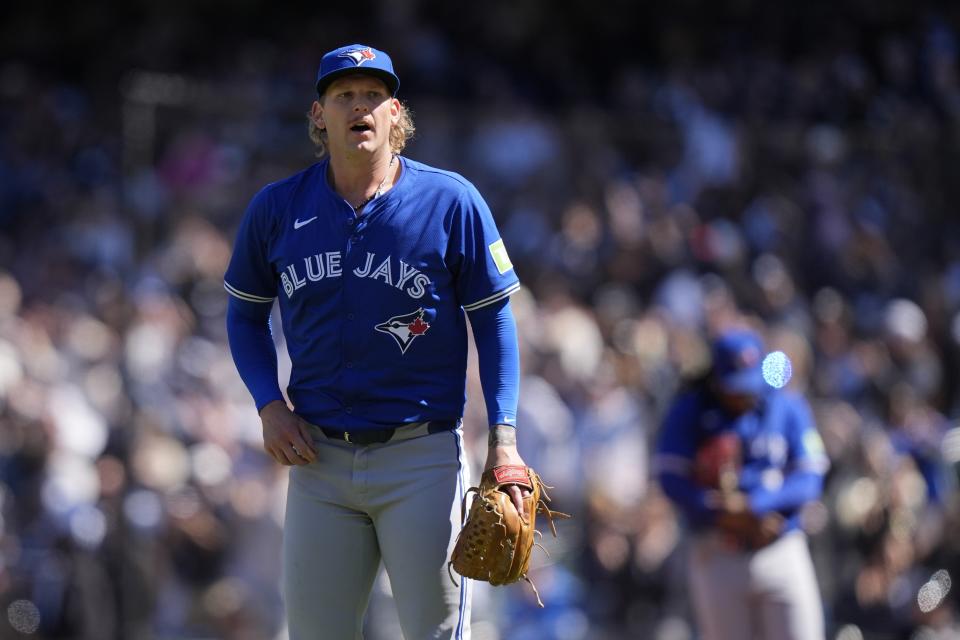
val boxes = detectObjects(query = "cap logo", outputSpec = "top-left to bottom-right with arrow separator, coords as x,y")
735,346 -> 760,369
339,48 -> 376,66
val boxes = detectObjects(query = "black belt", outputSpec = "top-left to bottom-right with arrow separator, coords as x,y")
320,420 -> 458,446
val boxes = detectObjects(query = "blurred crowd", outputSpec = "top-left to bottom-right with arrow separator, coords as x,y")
2,1 -> 960,639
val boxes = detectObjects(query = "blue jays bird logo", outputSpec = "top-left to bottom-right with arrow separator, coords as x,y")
339,48 -> 376,66
375,308 -> 431,354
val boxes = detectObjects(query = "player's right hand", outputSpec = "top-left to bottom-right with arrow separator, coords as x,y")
259,400 -> 318,466
483,432 -> 531,521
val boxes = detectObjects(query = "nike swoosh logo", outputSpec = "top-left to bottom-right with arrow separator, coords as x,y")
294,216 -> 317,230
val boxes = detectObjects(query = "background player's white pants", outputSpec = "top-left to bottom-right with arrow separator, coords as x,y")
283,423 -> 471,640
688,530 -> 824,640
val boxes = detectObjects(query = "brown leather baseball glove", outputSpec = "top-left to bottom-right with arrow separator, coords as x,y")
715,509 -> 785,550
695,434 -> 784,550
693,431 -> 743,491
448,465 -> 570,606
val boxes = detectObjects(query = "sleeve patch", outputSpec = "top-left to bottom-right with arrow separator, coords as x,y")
488,239 -> 514,275
803,430 -> 826,456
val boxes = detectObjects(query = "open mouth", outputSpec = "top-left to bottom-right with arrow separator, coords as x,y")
350,123 -> 372,133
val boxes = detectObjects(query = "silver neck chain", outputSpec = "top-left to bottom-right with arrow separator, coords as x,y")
354,154 -> 396,211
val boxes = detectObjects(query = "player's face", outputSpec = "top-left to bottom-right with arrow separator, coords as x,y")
715,389 -> 759,415
312,75 -> 399,158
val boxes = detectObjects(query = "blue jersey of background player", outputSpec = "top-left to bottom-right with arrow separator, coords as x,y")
223,44 -> 528,640
655,328 -> 829,640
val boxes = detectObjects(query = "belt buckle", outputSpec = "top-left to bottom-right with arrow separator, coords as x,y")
344,432 -> 352,443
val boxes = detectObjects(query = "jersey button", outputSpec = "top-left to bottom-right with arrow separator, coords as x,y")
347,313 -> 355,320
345,406 -> 353,414
346,362 -> 354,368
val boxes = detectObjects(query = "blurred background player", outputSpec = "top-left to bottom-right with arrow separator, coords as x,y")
224,44 -> 527,639
655,328 -> 830,640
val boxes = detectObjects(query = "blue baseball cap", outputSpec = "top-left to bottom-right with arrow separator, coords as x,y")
711,328 -> 769,396
315,44 -> 400,98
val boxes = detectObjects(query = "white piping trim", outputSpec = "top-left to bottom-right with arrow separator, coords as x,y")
453,426 -> 470,639
224,281 -> 274,303
462,282 -> 521,312
652,454 -> 694,476
794,457 -> 831,475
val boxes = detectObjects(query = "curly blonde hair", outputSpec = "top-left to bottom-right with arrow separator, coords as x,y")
307,102 -> 415,158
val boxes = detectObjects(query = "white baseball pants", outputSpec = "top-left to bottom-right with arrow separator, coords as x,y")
283,422 -> 471,640
688,529 -> 825,640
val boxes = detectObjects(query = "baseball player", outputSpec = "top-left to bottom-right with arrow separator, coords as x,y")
654,328 -> 829,640
224,44 -> 528,639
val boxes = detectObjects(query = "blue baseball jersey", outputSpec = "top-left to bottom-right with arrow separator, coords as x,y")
224,156 -> 520,430
655,386 -> 829,532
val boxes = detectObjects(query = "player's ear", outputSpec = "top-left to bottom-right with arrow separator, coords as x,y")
389,98 -> 401,124
310,101 -> 326,130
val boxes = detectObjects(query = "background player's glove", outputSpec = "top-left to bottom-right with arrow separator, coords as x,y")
449,465 -> 569,607
693,431 -> 742,491
715,508 -> 785,550
695,432 -> 784,549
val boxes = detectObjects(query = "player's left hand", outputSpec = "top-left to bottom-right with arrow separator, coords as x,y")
484,425 -> 531,520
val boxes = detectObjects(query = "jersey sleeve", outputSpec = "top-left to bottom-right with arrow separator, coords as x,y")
785,394 -> 830,476
654,393 -> 715,523
468,297 -> 520,427
747,393 -> 829,514
654,396 -> 698,478
224,187 -> 277,304
448,183 -> 521,311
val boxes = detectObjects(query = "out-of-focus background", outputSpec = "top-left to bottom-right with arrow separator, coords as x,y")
2,1 -> 960,638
